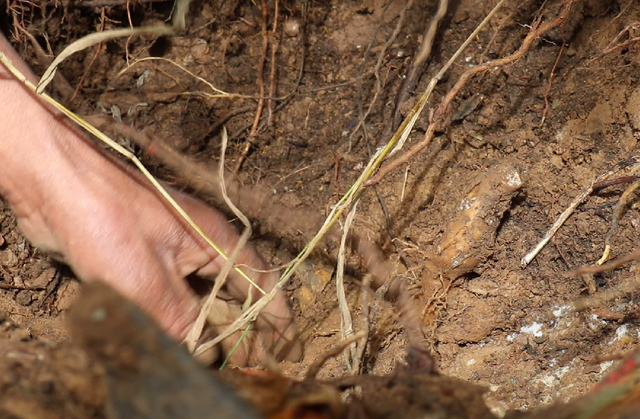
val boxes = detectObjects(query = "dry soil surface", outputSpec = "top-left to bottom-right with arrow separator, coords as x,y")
2,0 -> 640,417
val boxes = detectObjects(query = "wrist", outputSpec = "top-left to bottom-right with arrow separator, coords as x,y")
0,119 -> 89,218
0,33 -> 112,218
0,32 -> 64,205
0,82 -> 110,221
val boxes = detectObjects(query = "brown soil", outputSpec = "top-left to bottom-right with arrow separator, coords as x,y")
2,0 -> 640,417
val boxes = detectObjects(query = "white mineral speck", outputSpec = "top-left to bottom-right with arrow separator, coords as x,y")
552,305 -> 568,317
520,322 -> 543,337
506,169 -> 523,188
600,361 -> 614,373
459,196 -> 476,211
610,324 -> 629,344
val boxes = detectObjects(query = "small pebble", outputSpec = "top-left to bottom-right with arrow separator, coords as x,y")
16,290 -> 32,306
284,18 -> 301,37
1,249 -> 17,267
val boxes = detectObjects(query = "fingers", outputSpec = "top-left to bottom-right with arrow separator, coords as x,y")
206,293 -> 302,365
108,273 -> 199,341
114,188 -> 303,364
226,265 -> 302,362
207,297 -> 256,365
194,255 -> 302,363
175,195 -> 302,363
192,235 -> 303,362
254,290 -> 303,363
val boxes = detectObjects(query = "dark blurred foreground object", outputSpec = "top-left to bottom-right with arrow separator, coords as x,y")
217,338 -> 496,419
68,283 -> 495,419
64,281 -> 640,419
0,279 -> 639,419
67,281 -> 262,419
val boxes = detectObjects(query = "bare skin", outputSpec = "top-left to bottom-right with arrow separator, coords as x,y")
0,33 -> 301,365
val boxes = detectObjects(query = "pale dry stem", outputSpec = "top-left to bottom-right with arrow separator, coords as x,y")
350,0 -> 415,148
391,0 -> 448,130
336,200 -> 360,372
353,274 -> 372,375
186,128 -> 253,356
118,57 -> 251,99
523,156 -> 640,266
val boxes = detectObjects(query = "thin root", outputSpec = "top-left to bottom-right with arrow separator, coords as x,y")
367,0 -> 576,187
305,331 -> 366,380
596,178 -> 640,265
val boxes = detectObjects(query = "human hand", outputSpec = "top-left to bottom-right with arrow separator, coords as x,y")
0,33 -> 301,365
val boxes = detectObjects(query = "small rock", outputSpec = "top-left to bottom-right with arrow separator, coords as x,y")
57,280 -> 82,311
15,290 -> 32,306
534,334 -> 547,344
284,18 -> 301,37
280,193 -> 303,208
453,10 -> 469,24
467,278 -> 499,296
550,154 -> 564,170
7,327 -> 31,341
191,39 -> 209,60
0,249 -> 18,267
295,261 -> 334,315
585,101 -> 613,134
29,268 -> 56,289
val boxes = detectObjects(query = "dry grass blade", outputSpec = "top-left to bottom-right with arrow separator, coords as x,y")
36,26 -> 174,95
172,0 -> 193,30
185,128 -> 253,353
118,57 -> 252,99
336,200 -> 360,371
